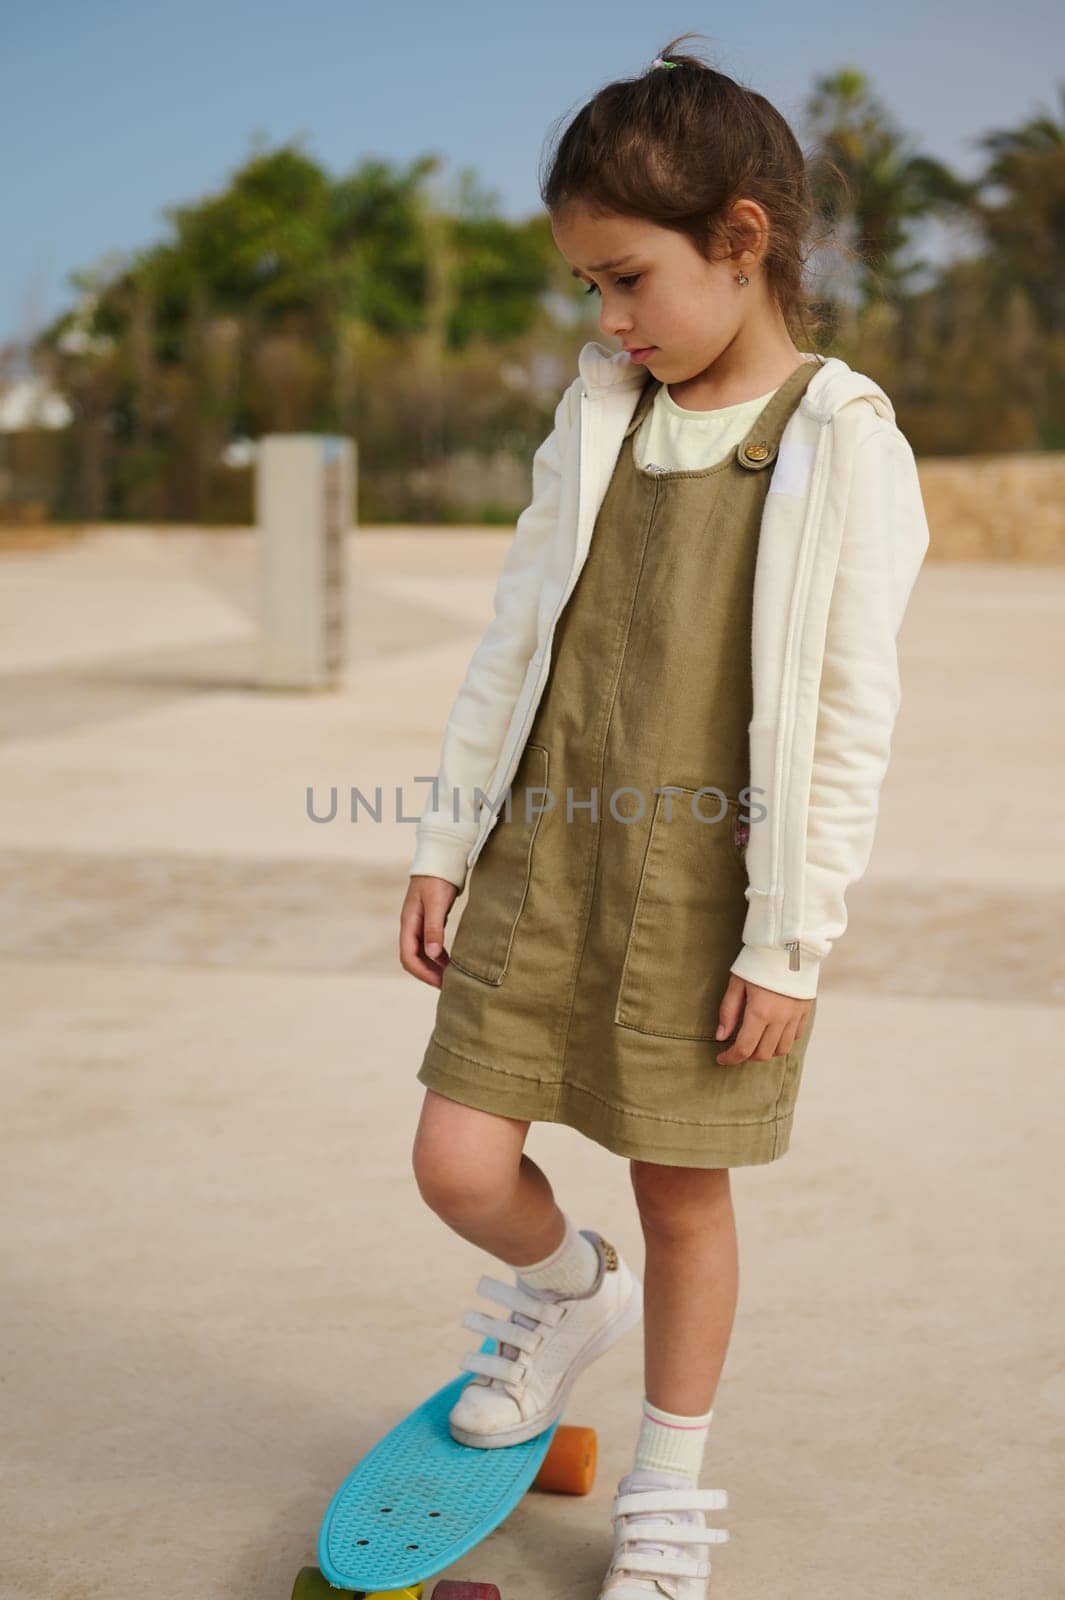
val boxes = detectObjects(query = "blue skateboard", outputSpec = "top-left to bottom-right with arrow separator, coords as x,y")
292,1336 -> 597,1599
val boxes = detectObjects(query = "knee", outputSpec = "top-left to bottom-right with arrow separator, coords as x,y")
411,1132 -> 511,1220
629,1158 -> 731,1234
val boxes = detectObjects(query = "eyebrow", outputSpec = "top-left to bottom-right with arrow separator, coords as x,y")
569,254 -> 639,277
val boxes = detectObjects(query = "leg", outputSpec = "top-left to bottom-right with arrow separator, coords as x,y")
411,1087 -> 566,1267
629,1160 -> 739,1415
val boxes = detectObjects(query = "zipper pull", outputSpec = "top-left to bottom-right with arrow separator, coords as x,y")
786,940 -> 801,972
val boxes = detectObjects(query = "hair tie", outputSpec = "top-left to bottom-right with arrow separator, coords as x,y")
650,56 -> 677,70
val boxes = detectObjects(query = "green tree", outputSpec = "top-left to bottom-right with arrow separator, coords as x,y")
805,67 -> 973,315
976,83 -> 1065,332
34,141 -> 560,520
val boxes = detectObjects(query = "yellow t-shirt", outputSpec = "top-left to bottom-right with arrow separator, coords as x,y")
633,379 -> 781,473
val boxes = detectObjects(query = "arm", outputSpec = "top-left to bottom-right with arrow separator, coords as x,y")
408,376 -> 579,889
732,419 -> 931,1000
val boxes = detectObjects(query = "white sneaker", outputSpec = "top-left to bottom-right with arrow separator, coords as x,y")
448,1229 -> 643,1449
597,1468 -> 730,1599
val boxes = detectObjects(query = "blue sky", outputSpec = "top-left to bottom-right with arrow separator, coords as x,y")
2,0 -> 1062,345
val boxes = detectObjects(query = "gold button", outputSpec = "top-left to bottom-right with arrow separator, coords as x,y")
742,441 -> 770,462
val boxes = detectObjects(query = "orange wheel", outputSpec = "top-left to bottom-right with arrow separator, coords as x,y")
532,1423 -> 597,1495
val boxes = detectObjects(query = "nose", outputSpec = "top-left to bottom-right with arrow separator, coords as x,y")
599,297 -> 631,341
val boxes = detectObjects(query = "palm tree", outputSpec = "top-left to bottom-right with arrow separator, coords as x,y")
974,83 -> 1065,336
804,67 -> 974,322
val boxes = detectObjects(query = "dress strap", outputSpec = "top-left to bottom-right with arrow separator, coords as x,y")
734,355 -> 823,471
622,373 -> 662,439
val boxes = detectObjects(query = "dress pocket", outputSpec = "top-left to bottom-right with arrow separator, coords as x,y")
447,742 -> 550,986
615,785 -> 749,1039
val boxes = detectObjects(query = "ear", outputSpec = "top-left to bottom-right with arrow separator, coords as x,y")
723,197 -> 769,269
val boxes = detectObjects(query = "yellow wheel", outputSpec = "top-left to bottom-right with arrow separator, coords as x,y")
291,1570 -> 425,1598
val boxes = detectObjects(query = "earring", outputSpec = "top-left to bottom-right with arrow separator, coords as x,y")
735,271 -> 749,286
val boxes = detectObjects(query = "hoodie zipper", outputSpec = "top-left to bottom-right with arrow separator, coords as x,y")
773,418 -> 833,973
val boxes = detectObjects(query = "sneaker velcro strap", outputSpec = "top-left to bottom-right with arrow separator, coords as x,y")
615,1519 -> 729,1545
459,1347 -> 525,1383
473,1274 -> 566,1326
613,1487 -> 728,1516
615,1551 -> 713,1579
462,1308 -> 540,1354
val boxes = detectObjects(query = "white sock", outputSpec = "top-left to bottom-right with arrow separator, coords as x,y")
633,1396 -> 714,1481
514,1211 -> 600,1298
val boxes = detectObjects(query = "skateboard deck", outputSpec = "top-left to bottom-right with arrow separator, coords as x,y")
297,1336 -> 595,1597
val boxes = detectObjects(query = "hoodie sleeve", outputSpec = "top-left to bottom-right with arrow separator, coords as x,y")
731,419 -> 931,1000
408,377 -> 579,889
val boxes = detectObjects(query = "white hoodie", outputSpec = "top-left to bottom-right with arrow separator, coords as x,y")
409,340 -> 931,1001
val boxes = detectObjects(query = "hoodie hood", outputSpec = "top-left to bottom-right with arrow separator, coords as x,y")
578,340 -> 648,393
577,339 -> 896,424
800,355 -> 896,424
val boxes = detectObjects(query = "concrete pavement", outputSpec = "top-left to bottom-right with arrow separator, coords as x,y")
2,525 -> 1062,1598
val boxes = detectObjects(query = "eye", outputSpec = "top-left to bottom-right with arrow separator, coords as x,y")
583,274 -> 641,296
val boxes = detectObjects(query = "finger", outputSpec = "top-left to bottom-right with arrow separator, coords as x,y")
715,976 -> 745,1042
716,1012 -> 769,1065
776,1023 -> 799,1056
399,902 -> 445,988
777,1007 -> 811,1055
754,1021 -> 787,1061
423,905 -> 450,965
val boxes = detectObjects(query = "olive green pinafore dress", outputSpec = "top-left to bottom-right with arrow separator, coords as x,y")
418,357 -> 822,1167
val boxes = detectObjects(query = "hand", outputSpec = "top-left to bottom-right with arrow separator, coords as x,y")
400,874 -> 460,988
714,973 -> 812,1065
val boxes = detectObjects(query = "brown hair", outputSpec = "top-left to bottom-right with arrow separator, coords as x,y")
539,32 -> 832,351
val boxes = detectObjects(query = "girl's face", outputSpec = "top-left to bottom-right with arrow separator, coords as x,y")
550,204 -> 759,383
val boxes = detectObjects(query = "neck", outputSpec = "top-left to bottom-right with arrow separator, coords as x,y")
668,316 -> 805,411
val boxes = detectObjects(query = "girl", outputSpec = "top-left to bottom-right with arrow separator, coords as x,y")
400,37 -> 930,1598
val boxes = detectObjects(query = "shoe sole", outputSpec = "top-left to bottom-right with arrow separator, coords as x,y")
449,1269 -> 645,1449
